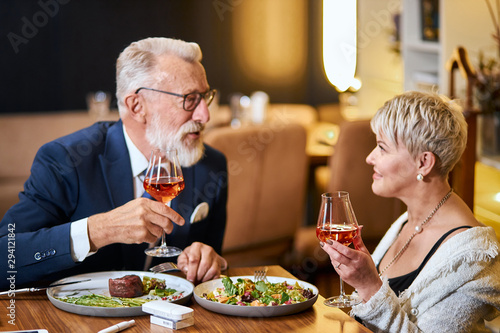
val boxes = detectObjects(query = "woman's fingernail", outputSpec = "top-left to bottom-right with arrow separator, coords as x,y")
326,239 -> 333,245
320,242 -> 325,247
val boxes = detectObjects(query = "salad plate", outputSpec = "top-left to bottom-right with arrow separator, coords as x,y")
193,276 -> 318,317
46,271 -> 193,317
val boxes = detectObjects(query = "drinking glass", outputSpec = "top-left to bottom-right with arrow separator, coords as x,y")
143,148 -> 185,257
316,191 -> 361,307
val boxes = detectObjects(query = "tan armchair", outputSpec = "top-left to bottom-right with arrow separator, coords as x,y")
292,120 -> 405,271
204,122 -> 309,267
325,120 -> 405,239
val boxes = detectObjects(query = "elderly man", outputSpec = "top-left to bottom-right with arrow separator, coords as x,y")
0,37 -> 228,288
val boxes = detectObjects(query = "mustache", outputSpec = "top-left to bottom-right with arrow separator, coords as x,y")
179,121 -> 205,136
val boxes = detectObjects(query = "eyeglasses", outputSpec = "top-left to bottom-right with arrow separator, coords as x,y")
135,87 -> 217,111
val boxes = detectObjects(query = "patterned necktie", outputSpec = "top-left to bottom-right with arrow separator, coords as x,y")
141,169 -> 154,200
142,190 -> 154,200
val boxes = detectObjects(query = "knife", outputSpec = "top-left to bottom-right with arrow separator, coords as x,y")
0,278 -> 92,296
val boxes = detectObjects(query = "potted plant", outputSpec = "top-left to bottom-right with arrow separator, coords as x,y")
475,0 -> 500,155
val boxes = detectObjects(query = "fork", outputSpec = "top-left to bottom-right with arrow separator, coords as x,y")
149,262 -> 180,273
254,267 -> 268,282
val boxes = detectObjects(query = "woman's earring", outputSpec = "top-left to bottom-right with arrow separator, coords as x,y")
417,173 -> 424,181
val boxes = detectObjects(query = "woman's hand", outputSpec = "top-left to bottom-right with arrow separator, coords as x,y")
320,226 -> 382,302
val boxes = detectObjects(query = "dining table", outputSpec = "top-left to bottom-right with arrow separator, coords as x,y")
0,265 -> 372,333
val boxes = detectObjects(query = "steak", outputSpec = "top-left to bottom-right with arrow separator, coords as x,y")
109,274 -> 143,298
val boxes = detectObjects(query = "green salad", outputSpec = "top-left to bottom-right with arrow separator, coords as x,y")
201,277 -> 315,306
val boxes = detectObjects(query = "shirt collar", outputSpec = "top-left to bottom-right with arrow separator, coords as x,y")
122,124 -> 148,178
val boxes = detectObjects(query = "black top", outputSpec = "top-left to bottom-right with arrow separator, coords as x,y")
378,224 -> 472,295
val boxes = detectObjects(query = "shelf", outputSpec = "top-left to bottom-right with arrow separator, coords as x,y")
479,155 -> 500,170
412,71 -> 438,84
402,0 -> 442,91
405,40 -> 440,54
411,71 -> 439,92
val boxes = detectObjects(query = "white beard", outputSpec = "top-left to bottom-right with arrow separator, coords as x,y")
145,113 -> 205,167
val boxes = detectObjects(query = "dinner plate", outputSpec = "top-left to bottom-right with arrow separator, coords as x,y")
47,271 -> 194,317
193,276 -> 318,317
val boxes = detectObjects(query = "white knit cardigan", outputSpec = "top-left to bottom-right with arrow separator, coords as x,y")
350,212 -> 500,333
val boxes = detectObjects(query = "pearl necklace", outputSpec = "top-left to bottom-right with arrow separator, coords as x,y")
378,189 -> 453,276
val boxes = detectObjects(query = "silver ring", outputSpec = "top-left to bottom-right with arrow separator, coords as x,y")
336,263 -> 341,269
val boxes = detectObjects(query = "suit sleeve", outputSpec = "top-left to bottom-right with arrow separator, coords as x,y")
0,142 -> 82,288
205,160 -> 227,255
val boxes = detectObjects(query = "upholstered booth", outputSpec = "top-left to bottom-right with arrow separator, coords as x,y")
0,111 -> 109,219
204,122 -> 309,267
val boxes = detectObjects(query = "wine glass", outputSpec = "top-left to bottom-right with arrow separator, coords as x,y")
143,148 -> 185,257
316,191 -> 361,307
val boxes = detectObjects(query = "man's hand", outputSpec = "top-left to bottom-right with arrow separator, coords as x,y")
177,242 -> 227,284
87,198 -> 184,251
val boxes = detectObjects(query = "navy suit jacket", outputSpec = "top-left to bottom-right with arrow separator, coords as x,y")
0,120 -> 227,288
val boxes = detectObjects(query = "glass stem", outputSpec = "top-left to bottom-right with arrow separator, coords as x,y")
159,201 -> 170,248
339,278 -> 346,298
160,232 -> 166,248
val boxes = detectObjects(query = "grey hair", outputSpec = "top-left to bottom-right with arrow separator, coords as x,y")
370,91 -> 467,177
116,37 -> 202,114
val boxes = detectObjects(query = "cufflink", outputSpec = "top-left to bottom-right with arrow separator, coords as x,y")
190,202 -> 209,224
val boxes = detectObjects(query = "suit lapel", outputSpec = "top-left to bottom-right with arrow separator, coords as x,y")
170,165 -> 194,242
99,120 -> 134,208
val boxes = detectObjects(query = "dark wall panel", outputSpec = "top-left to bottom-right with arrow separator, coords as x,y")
0,0 -> 337,113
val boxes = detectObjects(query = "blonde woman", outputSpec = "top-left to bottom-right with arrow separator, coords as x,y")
321,91 -> 500,332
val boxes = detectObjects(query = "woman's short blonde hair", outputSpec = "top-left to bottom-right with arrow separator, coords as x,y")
115,37 -> 202,113
370,91 -> 467,177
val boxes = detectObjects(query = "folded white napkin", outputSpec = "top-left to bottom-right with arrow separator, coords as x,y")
190,202 -> 209,224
